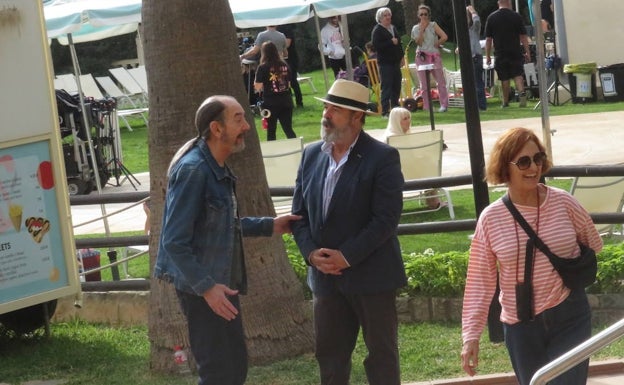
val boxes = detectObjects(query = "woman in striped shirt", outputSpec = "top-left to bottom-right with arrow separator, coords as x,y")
460,127 -> 603,385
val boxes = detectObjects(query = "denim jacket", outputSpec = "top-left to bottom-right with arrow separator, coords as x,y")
154,139 -> 274,296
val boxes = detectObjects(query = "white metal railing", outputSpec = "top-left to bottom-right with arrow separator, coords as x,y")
530,317 -> 624,385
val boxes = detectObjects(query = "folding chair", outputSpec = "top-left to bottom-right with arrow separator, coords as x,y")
570,176 -> 624,235
55,73 -> 79,94
79,74 -> 106,99
259,137 -> 304,215
127,66 -> 148,95
95,75 -> 148,131
443,68 -> 464,108
364,56 -> 381,114
386,130 -> 455,218
109,67 -> 148,105
297,73 -> 317,93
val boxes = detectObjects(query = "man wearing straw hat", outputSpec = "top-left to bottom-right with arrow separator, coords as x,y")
291,79 -> 406,385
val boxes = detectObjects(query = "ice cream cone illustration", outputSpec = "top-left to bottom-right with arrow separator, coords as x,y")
9,204 -> 22,232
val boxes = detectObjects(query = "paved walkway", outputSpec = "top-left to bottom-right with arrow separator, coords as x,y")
404,358 -> 624,384
72,110 -> 624,235
367,110 -> 624,176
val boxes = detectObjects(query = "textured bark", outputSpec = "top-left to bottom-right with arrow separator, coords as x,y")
402,0 -> 422,37
142,0 -> 313,373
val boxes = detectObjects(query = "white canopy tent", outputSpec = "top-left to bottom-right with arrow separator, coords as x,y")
44,0 -> 142,235
229,0 -> 391,91
45,0 -> 140,44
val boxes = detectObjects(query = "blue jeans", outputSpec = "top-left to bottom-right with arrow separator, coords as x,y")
176,290 -> 247,385
503,288 -> 591,385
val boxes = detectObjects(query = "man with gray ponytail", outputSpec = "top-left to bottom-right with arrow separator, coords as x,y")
155,95 -> 301,385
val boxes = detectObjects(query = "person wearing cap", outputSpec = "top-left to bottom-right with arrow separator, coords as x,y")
291,80 -> 406,385
154,95 -> 300,385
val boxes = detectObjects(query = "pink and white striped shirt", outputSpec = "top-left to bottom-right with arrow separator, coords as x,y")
462,185 -> 603,343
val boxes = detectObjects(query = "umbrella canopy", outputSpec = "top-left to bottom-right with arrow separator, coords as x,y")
44,0 -> 141,45
229,0 -> 389,28
311,0 -> 389,18
229,0 -> 312,29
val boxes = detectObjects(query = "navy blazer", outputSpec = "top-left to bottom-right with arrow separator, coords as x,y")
291,131 -> 407,295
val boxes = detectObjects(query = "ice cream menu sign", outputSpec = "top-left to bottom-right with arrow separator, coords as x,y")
0,2 -> 79,313
0,141 -> 68,303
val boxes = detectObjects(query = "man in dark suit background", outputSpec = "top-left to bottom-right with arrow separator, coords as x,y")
291,79 -> 406,385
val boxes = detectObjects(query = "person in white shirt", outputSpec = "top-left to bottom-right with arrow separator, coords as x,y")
320,16 -> 346,78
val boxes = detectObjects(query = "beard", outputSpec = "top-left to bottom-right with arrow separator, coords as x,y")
232,140 -> 245,153
221,130 -> 246,153
320,118 -> 337,143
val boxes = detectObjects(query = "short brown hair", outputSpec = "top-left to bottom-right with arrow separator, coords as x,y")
485,127 -> 551,185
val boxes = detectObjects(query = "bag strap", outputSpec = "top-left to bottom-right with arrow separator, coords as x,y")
502,194 -> 560,264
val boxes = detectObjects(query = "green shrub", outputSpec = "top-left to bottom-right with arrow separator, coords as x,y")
285,236 -> 624,297
402,249 -> 468,297
284,234 -> 311,298
590,243 -> 624,294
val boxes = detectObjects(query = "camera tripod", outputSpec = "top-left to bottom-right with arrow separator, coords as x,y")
100,106 -> 141,190
534,31 -> 570,109
107,156 -> 140,190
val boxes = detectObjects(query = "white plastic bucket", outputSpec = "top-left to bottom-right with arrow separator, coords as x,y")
576,73 -> 592,97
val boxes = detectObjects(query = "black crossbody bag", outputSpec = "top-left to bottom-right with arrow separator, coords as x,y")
502,195 -> 597,290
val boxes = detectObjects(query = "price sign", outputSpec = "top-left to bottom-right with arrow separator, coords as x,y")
0,2 -> 80,314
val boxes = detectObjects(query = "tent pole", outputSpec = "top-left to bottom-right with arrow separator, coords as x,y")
136,24 -> 145,66
67,33 -> 111,236
340,14 -> 354,81
531,0 -> 554,163
314,12 -> 330,92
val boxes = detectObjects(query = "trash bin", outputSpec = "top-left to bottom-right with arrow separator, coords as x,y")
77,248 -> 101,282
598,63 -> 624,102
563,62 -> 597,103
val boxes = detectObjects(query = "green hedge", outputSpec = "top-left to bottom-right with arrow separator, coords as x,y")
285,235 -> 624,298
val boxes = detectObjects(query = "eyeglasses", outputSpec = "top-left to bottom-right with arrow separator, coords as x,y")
509,152 -> 547,170
419,13 -> 429,17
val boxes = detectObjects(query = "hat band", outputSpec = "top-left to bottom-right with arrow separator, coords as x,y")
325,94 -> 368,111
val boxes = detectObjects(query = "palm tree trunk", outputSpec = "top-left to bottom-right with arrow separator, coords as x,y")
142,0 -> 313,373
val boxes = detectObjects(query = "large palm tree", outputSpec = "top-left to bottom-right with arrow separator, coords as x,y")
142,0 -> 313,372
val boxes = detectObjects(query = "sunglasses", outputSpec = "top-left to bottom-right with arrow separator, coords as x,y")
419,13 -> 429,17
509,152 -> 547,170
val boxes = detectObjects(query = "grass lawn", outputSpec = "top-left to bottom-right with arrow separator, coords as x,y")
1,319 -> 622,385
41,57 -> 624,385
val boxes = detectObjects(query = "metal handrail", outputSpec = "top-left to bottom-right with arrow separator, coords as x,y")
530,318 -> 624,385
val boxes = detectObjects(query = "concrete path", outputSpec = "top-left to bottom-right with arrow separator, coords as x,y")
367,110 -> 624,176
71,110 -> 624,235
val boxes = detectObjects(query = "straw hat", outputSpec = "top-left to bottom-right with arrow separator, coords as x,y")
315,79 -> 376,115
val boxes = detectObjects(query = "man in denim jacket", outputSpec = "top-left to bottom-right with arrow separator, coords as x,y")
155,95 -> 300,385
